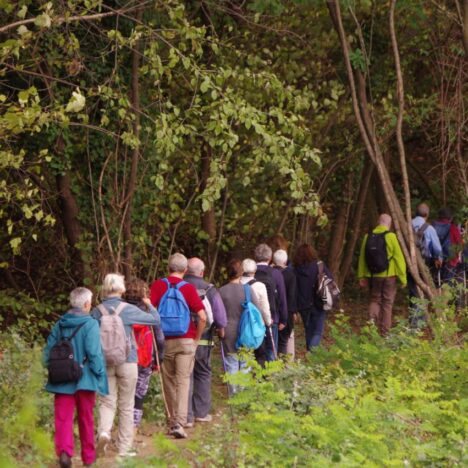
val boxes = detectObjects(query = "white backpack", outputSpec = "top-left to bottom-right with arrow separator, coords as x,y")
196,285 -> 214,329
97,303 -> 131,366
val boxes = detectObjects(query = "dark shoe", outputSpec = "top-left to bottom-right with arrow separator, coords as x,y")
170,424 -> 187,439
59,451 -> 71,468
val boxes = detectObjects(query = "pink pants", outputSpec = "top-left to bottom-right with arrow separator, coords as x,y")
54,391 -> 96,465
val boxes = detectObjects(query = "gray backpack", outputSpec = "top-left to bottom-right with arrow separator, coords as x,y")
97,303 -> 130,366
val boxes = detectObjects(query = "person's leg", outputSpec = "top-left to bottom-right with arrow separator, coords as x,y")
134,366 -> 153,427
254,336 -> 267,367
368,277 -> 384,330
300,308 -> 314,350
54,393 -> 75,459
173,339 -> 196,428
192,345 -> 212,419
224,353 -> 240,395
115,362 -> 138,454
380,277 -> 397,335
162,340 -> 177,428
278,321 -> 292,355
76,390 -> 96,465
265,324 -> 278,361
309,309 -> 327,347
286,330 -> 295,359
98,366 -> 117,437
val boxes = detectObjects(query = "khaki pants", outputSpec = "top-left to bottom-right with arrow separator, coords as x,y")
368,276 -> 397,335
98,362 -> 138,453
162,338 -> 196,427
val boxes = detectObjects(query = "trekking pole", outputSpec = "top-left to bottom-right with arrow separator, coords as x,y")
267,326 -> 278,361
219,339 -> 231,398
150,329 -> 170,421
437,268 -> 442,289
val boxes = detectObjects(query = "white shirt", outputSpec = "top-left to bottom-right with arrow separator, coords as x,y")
240,276 -> 272,326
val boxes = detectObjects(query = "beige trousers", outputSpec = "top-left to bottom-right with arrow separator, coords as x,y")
162,338 -> 196,427
98,362 -> 138,453
286,330 -> 295,359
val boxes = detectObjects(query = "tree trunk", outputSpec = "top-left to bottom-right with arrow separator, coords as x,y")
339,163 -> 374,287
122,11 -> 143,279
326,0 -> 434,299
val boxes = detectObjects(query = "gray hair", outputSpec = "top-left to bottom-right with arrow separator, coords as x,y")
242,258 -> 257,275
168,253 -> 188,273
273,249 -> 288,267
187,257 -> 205,276
102,273 -> 126,297
254,243 -> 272,262
416,203 -> 430,218
70,287 -> 93,309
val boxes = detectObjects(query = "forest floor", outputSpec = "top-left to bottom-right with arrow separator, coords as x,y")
61,295 -> 409,467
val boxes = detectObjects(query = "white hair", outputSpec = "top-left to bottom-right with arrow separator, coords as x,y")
70,287 -> 93,309
242,258 -> 257,275
273,249 -> 288,267
187,257 -> 205,276
102,273 -> 126,297
254,243 -> 272,262
168,253 -> 188,273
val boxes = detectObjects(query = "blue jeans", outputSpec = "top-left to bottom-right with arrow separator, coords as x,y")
265,324 -> 278,361
223,353 -> 248,395
300,307 -> 326,350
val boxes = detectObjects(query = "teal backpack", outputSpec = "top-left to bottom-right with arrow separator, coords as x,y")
236,284 -> 266,350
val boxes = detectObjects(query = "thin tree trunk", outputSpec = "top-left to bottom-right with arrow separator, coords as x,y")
339,163 -> 374,287
122,10 -> 143,278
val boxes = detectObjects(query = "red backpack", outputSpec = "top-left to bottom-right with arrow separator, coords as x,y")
133,325 -> 153,367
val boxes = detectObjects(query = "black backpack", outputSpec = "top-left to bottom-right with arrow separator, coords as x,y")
254,267 -> 278,315
365,231 -> 390,274
48,323 -> 86,385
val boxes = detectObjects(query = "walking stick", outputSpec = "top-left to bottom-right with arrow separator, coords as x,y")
437,268 -> 442,289
267,326 -> 278,361
219,339 -> 231,398
150,329 -> 170,421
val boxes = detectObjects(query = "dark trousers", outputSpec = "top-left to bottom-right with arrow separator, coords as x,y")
265,324 -> 278,361
407,273 -> 427,329
278,316 -> 294,355
300,307 -> 326,350
187,345 -> 212,421
368,276 -> 397,335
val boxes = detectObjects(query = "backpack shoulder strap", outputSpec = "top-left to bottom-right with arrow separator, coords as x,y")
97,304 -> 109,316
175,280 -> 187,290
65,322 -> 86,341
419,222 -> 429,234
114,302 -> 127,316
247,279 -> 257,286
243,284 -> 251,303
317,260 -> 324,276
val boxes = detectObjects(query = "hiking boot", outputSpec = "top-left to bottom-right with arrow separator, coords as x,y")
170,424 -> 187,439
59,452 -> 72,468
184,421 -> 194,428
195,414 -> 213,423
97,432 -> 110,456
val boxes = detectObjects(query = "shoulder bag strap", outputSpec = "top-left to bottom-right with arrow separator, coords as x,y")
97,304 -> 109,316
114,302 -> 127,316
243,283 -> 251,303
66,322 -> 86,341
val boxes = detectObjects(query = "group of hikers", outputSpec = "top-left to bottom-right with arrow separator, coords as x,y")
44,205 -> 466,467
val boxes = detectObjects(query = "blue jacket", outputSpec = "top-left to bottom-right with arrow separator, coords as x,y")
44,309 -> 108,395
91,297 -> 160,363
412,216 -> 443,261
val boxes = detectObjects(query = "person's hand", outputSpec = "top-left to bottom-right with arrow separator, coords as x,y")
217,328 -> 225,339
278,323 -> 286,331
293,313 -> 299,324
142,297 -> 151,306
359,278 -> 368,288
434,259 -> 442,269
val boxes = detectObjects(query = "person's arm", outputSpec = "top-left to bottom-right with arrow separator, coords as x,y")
210,290 -> 227,338
427,226 -> 443,263
194,309 -> 207,341
255,283 -> 272,326
390,234 -> 407,286
85,321 -> 107,378
357,235 -> 369,286
122,302 -> 160,326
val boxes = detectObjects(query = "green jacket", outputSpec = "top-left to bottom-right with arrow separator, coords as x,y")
358,225 -> 407,286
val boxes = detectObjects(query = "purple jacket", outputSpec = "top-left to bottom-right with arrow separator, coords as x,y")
256,263 -> 288,325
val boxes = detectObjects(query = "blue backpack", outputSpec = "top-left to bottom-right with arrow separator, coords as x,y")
433,222 -> 451,261
236,284 -> 266,350
158,278 -> 190,337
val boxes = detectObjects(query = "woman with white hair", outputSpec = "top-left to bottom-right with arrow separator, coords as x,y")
91,273 -> 160,458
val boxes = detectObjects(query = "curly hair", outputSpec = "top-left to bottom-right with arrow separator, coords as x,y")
293,243 -> 318,267
226,259 -> 243,280
123,278 -> 149,303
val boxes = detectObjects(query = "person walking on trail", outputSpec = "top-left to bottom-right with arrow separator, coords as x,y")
254,243 -> 288,361
293,244 -> 332,349
408,203 -> 442,328
184,257 -> 227,426
240,258 -> 272,367
433,207 -> 463,286
150,253 -> 207,439
358,214 -> 407,336
122,278 -> 165,430
91,273 -> 160,458
219,259 -> 262,395
44,287 -> 108,468
273,249 -> 297,358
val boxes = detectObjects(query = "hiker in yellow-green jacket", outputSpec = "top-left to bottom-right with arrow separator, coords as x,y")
358,214 -> 407,335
